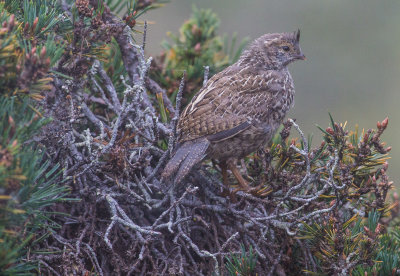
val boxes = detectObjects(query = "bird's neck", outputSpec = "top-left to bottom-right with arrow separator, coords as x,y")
238,49 -> 286,71
241,63 -> 288,75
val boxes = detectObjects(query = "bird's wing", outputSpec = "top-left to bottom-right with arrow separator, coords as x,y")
207,121 -> 251,142
178,68 -> 284,143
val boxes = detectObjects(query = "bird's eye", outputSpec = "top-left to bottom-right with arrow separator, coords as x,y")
282,46 -> 290,52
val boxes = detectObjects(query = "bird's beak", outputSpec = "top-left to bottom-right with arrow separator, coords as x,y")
295,53 -> 306,60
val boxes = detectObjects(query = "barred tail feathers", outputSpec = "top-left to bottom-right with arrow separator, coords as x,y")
162,138 -> 209,183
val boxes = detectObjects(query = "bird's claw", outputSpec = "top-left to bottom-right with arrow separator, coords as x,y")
231,183 -> 272,197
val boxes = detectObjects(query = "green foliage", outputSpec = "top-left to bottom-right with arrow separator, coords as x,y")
2,0 -> 19,14
151,5 -> 248,105
0,2 -> 57,99
22,0 -> 60,36
40,34 -> 65,67
299,211 -> 381,274
101,38 -> 128,96
125,0 -> 165,19
352,227 -> 400,276
105,0 -> 167,15
4,0 -> 61,36
0,3 -> 20,96
0,1 -> 68,274
299,209 -> 400,275
225,244 -> 258,276
249,114 -> 391,200
106,0 -> 128,14
0,97 -> 68,274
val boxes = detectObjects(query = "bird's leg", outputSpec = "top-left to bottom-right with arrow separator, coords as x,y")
219,160 -> 238,202
227,160 -> 249,189
227,160 -> 269,197
220,160 -> 229,187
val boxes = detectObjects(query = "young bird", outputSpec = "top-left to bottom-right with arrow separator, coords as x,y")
162,30 -> 305,188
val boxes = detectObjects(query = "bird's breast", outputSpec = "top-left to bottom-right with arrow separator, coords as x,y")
254,71 -> 295,122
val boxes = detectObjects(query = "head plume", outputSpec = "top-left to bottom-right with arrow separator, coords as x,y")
294,29 -> 300,43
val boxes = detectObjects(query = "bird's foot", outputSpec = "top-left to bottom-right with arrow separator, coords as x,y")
248,184 -> 273,197
220,160 -> 271,200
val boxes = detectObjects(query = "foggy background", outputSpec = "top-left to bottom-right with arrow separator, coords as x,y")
141,0 -> 400,185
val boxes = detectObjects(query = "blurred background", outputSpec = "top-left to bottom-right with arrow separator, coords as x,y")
142,0 -> 400,184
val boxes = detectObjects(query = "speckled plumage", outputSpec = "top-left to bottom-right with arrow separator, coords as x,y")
162,30 -> 305,184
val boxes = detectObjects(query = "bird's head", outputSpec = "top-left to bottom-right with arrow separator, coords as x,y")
240,30 -> 305,70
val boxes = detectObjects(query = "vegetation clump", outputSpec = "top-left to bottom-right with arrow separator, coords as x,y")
0,1 -> 398,275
